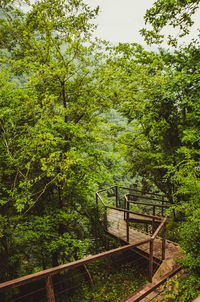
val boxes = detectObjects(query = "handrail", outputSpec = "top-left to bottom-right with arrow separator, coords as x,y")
97,192 -> 163,220
119,186 -> 166,198
151,218 -> 167,240
96,186 -> 116,193
127,193 -> 170,204
125,266 -> 182,302
125,194 -> 130,241
97,186 -> 170,211
0,239 -> 151,291
96,192 -> 107,207
150,218 -> 167,281
125,193 -> 169,217
105,205 -> 162,220
127,200 -> 170,208
97,186 -> 167,200
97,187 -> 168,221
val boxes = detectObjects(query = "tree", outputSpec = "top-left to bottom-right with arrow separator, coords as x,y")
140,0 -> 200,46
108,1 -> 200,299
0,0 -> 112,281
140,4 -> 200,298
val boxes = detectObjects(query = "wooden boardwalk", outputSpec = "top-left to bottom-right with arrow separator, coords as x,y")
97,187 -> 182,301
107,209 -> 181,272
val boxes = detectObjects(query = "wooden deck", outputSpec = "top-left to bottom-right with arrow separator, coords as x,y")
98,187 -> 182,301
107,209 -> 181,273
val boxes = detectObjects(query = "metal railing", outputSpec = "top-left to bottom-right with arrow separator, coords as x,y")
0,237 -> 151,302
96,185 -> 169,282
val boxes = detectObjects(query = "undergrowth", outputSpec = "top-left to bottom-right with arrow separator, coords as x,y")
58,251 -> 148,302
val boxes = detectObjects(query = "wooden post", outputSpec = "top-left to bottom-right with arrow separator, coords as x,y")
152,218 -> 155,235
162,196 -> 164,216
126,202 -> 129,242
46,276 -> 55,302
124,196 -> 127,220
162,222 -> 166,260
115,186 -> 118,208
104,206 -> 108,232
96,193 -> 99,224
149,240 -> 153,282
153,205 -> 155,216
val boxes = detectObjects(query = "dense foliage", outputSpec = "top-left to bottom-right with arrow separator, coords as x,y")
0,0 -> 113,282
1,0 -> 200,301
110,1 -> 200,299
141,0 -> 200,46
109,40 -> 200,300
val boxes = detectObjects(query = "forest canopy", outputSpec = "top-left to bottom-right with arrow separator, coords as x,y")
0,0 -> 113,281
0,0 -> 200,301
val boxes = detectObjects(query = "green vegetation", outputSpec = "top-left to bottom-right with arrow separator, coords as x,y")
75,262 -> 147,302
0,0 -> 110,282
63,253 -> 148,302
47,249 -> 148,302
1,0 -> 200,301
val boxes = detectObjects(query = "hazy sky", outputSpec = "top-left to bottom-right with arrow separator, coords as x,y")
85,0 -> 155,45
84,0 -> 200,48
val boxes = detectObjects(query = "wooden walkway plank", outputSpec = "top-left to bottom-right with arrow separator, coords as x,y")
107,209 -> 180,262
106,209 -> 182,302
106,209 -> 182,301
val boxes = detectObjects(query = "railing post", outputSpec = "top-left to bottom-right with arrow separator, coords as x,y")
124,196 -> 127,220
96,192 -> 100,216
126,202 -> 129,242
46,275 -> 55,302
104,206 -> 108,232
153,205 -> 155,216
162,196 -> 164,216
162,221 -> 166,260
152,218 -> 155,235
115,185 -> 118,208
149,240 -> 153,282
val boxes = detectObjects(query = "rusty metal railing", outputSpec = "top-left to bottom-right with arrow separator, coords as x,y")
96,185 -> 169,282
0,237 -> 151,302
